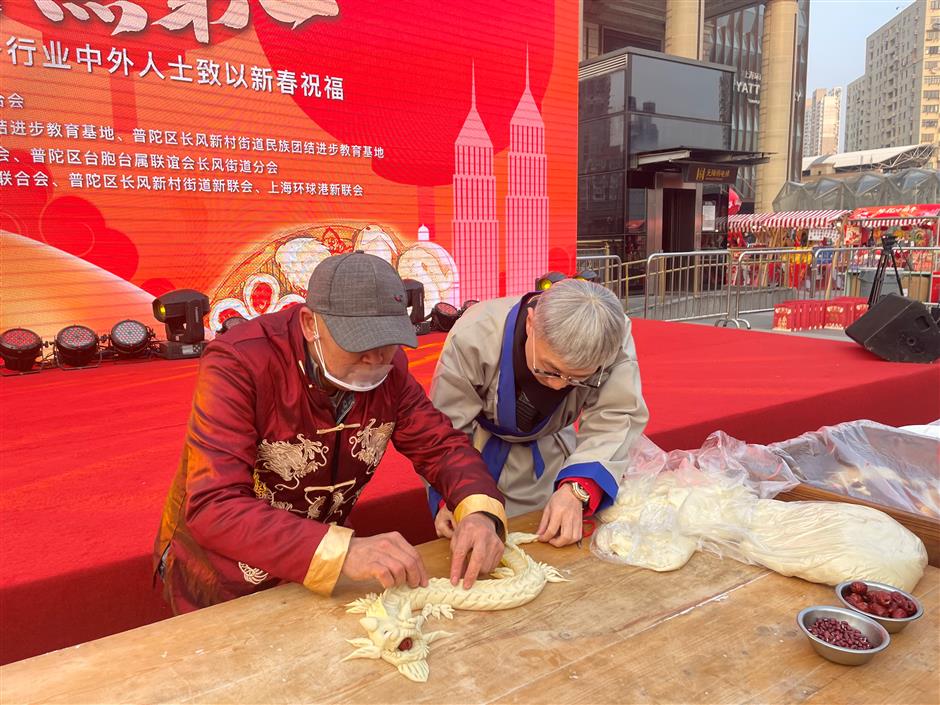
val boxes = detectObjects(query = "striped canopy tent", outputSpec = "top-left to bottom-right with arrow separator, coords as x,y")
848,204 -> 940,228
728,210 -> 848,232
847,204 -> 940,247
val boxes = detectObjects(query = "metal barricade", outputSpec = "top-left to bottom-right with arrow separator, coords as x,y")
575,254 -> 649,313
643,250 -> 733,323
811,246 -> 940,303
574,245 -> 939,326
575,254 -> 624,299
728,248 -> 814,320
620,258 -> 649,316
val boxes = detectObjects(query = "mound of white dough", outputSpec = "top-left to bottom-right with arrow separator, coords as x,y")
593,470 -> 927,592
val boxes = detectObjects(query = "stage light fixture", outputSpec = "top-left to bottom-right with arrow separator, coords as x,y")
573,269 -> 598,282
54,325 -> 100,368
461,300 -> 479,312
535,272 -> 566,291
108,319 -> 154,357
402,278 -> 426,325
152,289 -> 210,343
0,328 -> 43,372
219,315 -> 249,334
431,302 -> 462,332
152,289 -> 210,359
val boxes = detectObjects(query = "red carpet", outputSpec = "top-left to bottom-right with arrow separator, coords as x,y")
2,322 -> 938,664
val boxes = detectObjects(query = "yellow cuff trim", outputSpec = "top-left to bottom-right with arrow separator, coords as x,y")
454,494 -> 508,538
303,525 -> 354,595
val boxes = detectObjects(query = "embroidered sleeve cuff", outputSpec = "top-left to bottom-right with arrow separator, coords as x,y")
302,525 -> 354,595
453,494 -> 508,539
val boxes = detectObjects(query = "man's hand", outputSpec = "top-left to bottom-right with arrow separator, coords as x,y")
537,486 -> 584,547
434,506 -> 456,539
449,513 -> 504,589
341,532 -> 429,589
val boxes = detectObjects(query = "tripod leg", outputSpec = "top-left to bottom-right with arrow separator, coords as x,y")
889,250 -> 904,295
868,251 -> 888,307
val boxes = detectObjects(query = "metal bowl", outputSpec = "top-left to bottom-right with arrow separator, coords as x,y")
836,580 -> 925,634
797,606 -> 890,666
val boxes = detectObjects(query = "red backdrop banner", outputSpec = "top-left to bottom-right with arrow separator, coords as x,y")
0,0 -> 578,339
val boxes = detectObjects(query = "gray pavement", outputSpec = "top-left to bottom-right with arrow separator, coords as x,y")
685,311 -> 855,342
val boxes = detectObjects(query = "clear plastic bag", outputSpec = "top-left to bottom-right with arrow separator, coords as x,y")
769,419 -> 940,518
592,431 -> 928,591
593,432 -> 799,571
625,431 -> 800,499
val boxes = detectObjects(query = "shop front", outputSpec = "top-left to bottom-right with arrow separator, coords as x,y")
578,48 -> 767,264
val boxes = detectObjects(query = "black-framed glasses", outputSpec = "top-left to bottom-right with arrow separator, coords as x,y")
528,327 -> 603,389
531,365 -> 603,389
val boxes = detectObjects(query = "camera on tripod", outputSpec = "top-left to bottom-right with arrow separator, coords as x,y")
866,234 -> 904,307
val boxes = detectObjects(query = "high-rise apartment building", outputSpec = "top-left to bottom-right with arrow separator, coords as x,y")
845,1 -> 940,168
803,87 -> 842,157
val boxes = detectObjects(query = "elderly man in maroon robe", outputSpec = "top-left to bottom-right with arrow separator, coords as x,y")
154,252 -> 506,614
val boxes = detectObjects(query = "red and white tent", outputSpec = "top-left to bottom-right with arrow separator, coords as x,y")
847,204 -> 940,228
728,210 -> 848,232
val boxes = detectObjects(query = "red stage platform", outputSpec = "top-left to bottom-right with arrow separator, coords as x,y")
2,321 -> 938,664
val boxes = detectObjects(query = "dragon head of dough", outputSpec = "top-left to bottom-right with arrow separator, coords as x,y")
343,596 -> 451,683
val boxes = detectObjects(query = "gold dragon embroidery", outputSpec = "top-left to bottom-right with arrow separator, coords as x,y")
238,562 -> 270,585
302,479 -> 357,521
257,433 -> 328,490
253,471 -> 301,514
349,419 -> 395,470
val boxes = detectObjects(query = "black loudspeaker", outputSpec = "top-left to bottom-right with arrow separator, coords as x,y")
846,294 -> 940,364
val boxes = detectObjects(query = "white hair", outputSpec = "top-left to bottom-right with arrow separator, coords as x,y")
533,279 -> 625,370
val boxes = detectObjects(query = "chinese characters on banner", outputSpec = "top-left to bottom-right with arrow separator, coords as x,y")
1,113 -> 379,196
30,0 -> 338,44
7,37 -> 344,98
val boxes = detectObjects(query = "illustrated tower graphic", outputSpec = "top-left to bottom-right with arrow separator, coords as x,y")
452,64 -> 499,302
505,50 -> 549,296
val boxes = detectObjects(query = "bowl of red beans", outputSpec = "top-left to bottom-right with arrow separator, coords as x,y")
797,605 -> 890,666
836,579 -> 924,634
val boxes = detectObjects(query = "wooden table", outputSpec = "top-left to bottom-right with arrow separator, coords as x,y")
2,513 -> 938,704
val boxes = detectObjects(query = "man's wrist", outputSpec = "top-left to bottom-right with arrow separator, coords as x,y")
480,511 -> 502,534
463,511 -> 499,530
453,494 -> 508,538
558,477 -> 603,516
566,481 -> 591,505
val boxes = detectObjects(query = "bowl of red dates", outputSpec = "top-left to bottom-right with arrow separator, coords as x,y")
836,580 -> 924,633
797,606 -> 890,665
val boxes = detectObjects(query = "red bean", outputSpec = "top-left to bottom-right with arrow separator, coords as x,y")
809,618 -> 873,650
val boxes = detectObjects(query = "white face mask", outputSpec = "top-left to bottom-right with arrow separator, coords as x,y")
312,317 -> 392,392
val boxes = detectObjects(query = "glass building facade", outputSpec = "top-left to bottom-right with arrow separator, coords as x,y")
704,0 -> 810,211
579,49 -> 734,262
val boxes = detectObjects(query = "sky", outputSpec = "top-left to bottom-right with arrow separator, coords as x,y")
806,0 -> 915,150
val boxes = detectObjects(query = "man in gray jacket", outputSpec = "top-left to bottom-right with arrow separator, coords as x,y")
429,279 -> 649,547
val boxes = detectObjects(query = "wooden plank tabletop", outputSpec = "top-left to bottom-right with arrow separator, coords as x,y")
2,512 -> 938,705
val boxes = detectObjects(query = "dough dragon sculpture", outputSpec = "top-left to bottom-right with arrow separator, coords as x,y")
343,532 -> 567,682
